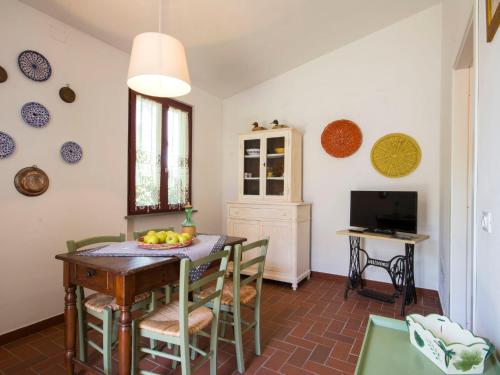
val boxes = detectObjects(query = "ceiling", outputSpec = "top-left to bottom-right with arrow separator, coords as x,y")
20,0 -> 441,98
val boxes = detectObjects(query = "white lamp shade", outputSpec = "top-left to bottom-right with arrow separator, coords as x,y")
127,32 -> 191,98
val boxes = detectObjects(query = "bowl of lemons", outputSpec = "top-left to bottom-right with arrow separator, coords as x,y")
137,230 -> 194,250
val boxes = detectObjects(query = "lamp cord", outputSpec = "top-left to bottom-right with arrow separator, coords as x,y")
158,0 -> 162,33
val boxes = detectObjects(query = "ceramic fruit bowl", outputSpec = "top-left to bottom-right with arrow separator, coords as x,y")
136,236 -> 194,250
406,314 -> 494,374
274,147 -> 285,154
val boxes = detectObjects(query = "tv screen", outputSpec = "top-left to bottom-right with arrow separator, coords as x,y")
350,191 -> 418,234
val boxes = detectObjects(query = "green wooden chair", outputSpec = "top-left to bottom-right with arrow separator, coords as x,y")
66,234 -> 154,374
131,247 -> 231,375
195,238 -> 269,373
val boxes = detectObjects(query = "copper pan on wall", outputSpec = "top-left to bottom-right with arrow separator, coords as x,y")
14,165 -> 49,196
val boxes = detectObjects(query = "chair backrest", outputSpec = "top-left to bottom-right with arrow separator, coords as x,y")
132,227 -> 174,240
66,233 -> 126,253
232,238 -> 269,294
178,246 -> 231,330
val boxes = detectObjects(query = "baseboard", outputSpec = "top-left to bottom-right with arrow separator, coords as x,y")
0,314 -> 64,346
310,271 -> 441,299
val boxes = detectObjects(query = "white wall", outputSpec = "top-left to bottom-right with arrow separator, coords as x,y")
0,1 -> 222,334
474,0 -> 500,350
439,0 -> 474,315
222,6 -> 442,290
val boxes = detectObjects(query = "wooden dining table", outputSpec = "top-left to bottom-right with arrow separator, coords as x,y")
55,235 -> 246,375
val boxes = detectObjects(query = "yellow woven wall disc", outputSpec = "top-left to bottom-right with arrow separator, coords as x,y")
371,133 -> 421,178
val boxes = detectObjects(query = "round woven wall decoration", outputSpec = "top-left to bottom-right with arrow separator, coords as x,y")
321,119 -> 362,158
371,133 -> 421,178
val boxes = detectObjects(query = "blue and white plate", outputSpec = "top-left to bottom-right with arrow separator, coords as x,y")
0,131 -> 16,159
60,141 -> 82,164
21,102 -> 50,128
18,50 -> 52,82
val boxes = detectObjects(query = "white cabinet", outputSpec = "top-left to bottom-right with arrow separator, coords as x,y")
230,128 -> 310,290
227,201 -> 311,290
239,128 -> 302,203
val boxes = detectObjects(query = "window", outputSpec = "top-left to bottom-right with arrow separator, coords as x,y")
128,90 -> 192,215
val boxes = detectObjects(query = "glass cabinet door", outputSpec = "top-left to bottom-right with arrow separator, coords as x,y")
265,136 -> 286,197
243,138 -> 261,196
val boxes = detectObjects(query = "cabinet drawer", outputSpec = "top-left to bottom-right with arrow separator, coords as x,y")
75,265 -> 110,292
229,206 -> 292,220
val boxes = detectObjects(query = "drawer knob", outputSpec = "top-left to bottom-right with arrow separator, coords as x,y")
86,269 -> 97,278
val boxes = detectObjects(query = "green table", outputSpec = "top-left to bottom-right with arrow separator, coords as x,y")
356,315 -> 500,375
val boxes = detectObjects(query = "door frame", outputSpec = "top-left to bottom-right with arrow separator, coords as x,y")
449,16 -> 476,329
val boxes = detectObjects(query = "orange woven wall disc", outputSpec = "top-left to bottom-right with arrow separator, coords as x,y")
321,119 -> 363,158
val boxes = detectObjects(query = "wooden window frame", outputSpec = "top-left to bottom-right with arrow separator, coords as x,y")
128,89 -> 193,216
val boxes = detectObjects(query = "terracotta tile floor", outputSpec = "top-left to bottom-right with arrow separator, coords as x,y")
0,276 -> 441,375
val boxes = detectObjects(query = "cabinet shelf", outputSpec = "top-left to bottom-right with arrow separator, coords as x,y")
267,153 -> 285,158
244,155 -> 260,159
244,177 -> 259,180
267,177 -> 284,180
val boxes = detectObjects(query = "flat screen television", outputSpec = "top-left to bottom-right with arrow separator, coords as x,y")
350,191 -> 418,234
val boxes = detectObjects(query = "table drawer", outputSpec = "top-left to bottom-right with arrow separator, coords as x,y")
229,206 -> 292,220
75,265 -> 110,291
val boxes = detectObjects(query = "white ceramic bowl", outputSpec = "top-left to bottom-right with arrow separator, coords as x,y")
246,148 -> 260,156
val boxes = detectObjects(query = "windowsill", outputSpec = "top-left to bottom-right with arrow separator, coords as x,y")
124,210 -> 198,220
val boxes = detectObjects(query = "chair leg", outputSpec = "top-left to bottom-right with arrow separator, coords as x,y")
233,304 -> 245,373
180,336 -> 191,375
254,304 -> 261,356
131,320 -> 138,374
76,305 -> 87,362
220,311 -> 228,338
172,345 -> 179,369
190,334 -> 198,360
165,284 -> 173,304
102,308 -> 113,375
150,338 -> 157,359
209,317 -> 219,375
112,312 -> 119,345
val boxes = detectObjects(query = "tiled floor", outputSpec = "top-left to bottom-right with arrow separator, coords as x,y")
0,276 -> 441,375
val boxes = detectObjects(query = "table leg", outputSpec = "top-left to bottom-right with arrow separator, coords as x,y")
400,244 -> 416,316
118,305 -> 132,375
64,286 -> 77,374
344,236 -> 362,299
406,244 -> 417,304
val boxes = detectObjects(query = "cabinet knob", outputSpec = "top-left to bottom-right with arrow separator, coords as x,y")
86,269 -> 97,278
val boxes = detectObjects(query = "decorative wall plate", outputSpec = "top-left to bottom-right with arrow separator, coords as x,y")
59,85 -> 76,103
371,133 -> 421,178
321,119 -> 363,158
60,141 -> 83,164
18,50 -> 52,81
0,66 -> 7,83
21,102 -> 50,128
0,131 -> 16,159
14,165 -> 49,196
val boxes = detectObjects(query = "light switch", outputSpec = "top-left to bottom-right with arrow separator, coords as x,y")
481,211 -> 493,233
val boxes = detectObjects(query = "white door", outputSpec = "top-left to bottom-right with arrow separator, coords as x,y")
262,133 -> 289,202
240,135 -> 263,200
449,67 -> 474,328
260,221 -> 292,276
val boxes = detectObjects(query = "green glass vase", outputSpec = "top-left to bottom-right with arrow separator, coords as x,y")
181,203 -> 196,237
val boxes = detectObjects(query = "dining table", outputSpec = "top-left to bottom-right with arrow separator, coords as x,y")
55,235 -> 246,375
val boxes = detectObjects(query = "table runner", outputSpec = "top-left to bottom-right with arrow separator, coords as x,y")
78,234 -> 227,281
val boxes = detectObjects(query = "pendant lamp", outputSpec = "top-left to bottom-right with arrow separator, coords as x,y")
127,1 -> 191,97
